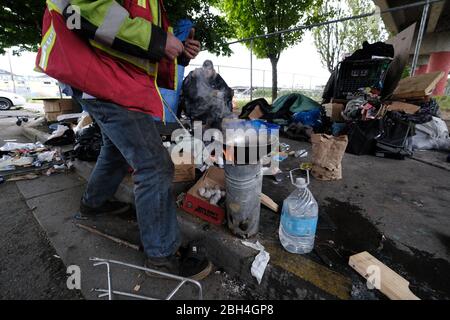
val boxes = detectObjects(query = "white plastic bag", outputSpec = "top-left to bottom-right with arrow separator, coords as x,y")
410,117 -> 450,151
241,241 -> 270,285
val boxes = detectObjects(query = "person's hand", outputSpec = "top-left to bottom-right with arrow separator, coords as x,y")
183,29 -> 201,60
165,32 -> 183,60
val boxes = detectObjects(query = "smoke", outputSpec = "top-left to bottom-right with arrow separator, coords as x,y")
183,61 -> 234,129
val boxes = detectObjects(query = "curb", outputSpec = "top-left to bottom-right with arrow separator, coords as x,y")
73,160 -> 352,300
20,118 -> 50,143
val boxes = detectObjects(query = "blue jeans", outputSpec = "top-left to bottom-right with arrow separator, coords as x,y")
77,98 -> 180,258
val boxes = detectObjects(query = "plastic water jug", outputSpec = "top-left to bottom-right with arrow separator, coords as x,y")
279,169 -> 318,254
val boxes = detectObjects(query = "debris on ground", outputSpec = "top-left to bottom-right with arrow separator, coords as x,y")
349,251 -> 420,300
241,241 -> 270,285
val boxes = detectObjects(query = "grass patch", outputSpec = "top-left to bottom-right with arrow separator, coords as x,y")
436,96 -> 450,111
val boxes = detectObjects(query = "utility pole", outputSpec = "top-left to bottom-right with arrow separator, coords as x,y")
411,0 -> 430,76
7,49 -> 16,93
250,40 -> 253,101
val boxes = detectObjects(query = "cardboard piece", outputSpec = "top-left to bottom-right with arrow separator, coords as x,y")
248,105 -> 264,120
311,134 -> 348,181
382,23 -> 416,98
173,163 -> 195,183
182,167 -> 226,225
323,103 -> 345,122
392,71 -> 445,99
386,101 -> 420,114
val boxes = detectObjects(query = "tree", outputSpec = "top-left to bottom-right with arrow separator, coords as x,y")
0,1 -> 43,55
218,0 -> 323,101
0,1 -> 232,56
313,0 -> 388,73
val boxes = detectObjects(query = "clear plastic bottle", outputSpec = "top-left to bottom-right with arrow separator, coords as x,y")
279,170 -> 318,254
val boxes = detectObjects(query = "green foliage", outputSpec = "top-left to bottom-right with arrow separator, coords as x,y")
218,0 -> 323,100
0,1 -> 44,55
164,1 -> 232,56
436,96 -> 450,111
313,0 -> 388,73
218,0 -> 322,60
0,1 -> 232,56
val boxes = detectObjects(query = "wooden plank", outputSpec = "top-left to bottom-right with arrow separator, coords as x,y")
392,71 -> 445,99
349,251 -> 420,300
260,193 -> 279,212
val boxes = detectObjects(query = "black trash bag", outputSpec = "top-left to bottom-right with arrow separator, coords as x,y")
180,60 -> 234,128
346,120 -> 382,155
347,41 -> 394,61
74,123 -> 103,162
239,98 -> 271,119
393,100 -> 439,124
283,122 -> 314,142
45,127 -> 76,146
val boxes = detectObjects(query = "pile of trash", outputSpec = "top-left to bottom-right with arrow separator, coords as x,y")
321,71 -> 449,160
239,93 -> 323,141
46,112 -> 103,162
0,141 -> 74,183
0,111 -> 104,184
237,33 -> 449,161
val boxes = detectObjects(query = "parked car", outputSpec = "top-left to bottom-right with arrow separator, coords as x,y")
0,91 -> 27,110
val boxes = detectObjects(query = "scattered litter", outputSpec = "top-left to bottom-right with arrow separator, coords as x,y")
413,200 -> 424,208
133,284 -> 141,292
37,151 -> 57,163
48,125 -> 70,140
221,272 -> 247,297
0,142 -> 45,152
53,255 -> 61,259
0,165 -> 16,172
0,176 -> 4,184
0,155 -> 34,170
7,174 -> 40,182
241,241 -> 270,285
74,112 -> 93,133
295,149 -> 308,158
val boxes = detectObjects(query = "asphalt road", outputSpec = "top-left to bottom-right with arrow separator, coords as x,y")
0,109 -> 82,299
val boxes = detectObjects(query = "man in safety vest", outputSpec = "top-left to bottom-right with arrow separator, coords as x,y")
36,0 -> 212,280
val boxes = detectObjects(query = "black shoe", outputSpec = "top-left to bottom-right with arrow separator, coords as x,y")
145,244 -> 213,281
79,200 -> 131,217
179,243 -> 213,281
145,255 -> 180,278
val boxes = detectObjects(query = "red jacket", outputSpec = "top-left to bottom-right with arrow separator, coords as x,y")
35,0 -> 178,120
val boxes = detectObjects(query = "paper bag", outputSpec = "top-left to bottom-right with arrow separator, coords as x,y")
311,134 -> 348,181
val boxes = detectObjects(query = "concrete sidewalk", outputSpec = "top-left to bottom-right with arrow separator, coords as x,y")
12,172 -> 265,300
15,121 -> 450,300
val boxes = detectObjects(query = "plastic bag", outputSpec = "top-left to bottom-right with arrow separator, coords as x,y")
409,117 -> 450,151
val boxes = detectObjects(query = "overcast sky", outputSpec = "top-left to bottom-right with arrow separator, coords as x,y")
0,31 -> 331,89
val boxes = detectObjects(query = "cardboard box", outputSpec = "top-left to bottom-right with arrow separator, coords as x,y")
323,103 -> 345,122
43,99 -> 75,113
173,163 -> 195,183
45,110 -> 77,122
182,167 -> 226,225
